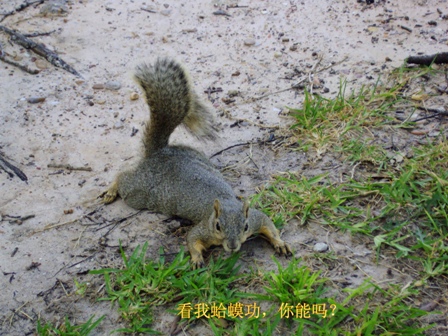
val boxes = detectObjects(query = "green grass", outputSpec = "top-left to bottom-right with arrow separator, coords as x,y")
36,315 -> 104,336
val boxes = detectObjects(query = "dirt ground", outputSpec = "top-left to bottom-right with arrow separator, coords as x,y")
1,0 -> 447,335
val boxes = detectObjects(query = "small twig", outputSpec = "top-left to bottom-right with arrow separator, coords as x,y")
223,110 -> 280,129
47,163 -> 92,171
227,5 -> 249,9
400,25 -> 412,33
412,113 -> 447,122
406,52 -> 448,65
309,55 -> 323,95
210,142 -> 252,158
8,301 -> 30,327
140,7 -> 156,13
0,154 -> 28,181
95,211 -> 142,238
0,25 -> 82,77
412,106 -> 448,122
0,0 -> 44,23
0,52 -> 40,74
213,9 -> 231,17
248,56 -> 348,102
24,29 -> 57,38
67,255 -> 95,269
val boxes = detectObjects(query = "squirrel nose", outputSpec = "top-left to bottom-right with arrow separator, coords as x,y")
227,241 -> 240,252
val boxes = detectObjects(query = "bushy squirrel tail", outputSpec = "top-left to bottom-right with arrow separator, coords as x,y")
134,58 -> 217,156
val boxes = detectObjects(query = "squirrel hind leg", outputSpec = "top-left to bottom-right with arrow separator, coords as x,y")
100,179 -> 119,204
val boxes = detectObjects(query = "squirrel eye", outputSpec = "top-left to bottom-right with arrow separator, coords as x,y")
244,223 -> 249,232
216,221 -> 221,231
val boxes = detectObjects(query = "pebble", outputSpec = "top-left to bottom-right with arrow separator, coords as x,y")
313,242 -> 329,253
114,121 -> 124,129
160,9 -> 172,16
227,90 -> 239,97
39,0 -> 68,17
105,81 -> 122,91
35,59 -> 49,69
281,37 -> 290,42
244,39 -> 256,46
290,44 -> 298,51
27,97 -> 46,104
92,83 -> 105,90
130,92 -> 139,100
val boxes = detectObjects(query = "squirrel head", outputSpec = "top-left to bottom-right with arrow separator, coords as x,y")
208,199 -> 251,253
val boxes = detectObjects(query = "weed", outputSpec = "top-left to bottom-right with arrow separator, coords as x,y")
36,315 -> 104,336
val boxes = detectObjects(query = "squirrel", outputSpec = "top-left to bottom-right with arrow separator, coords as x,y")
101,58 -> 292,268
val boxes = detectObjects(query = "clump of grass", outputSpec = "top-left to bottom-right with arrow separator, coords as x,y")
90,243 -> 247,333
36,315 -> 104,336
288,80 -> 400,159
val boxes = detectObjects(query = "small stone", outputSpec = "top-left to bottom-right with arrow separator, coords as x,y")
313,242 -> 329,253
182,28 -> 197,33
130,92 -> 139,100
105,81 -> 122,91
75,79 -> 85,85
227,90 -> 239,97
92,83 -> 105,90
244,39 -> 256,46
385,57 -> 392,62
160,9 -> 172,16
289,44 -> 298,51
35,59 -> 49,69
114,121 -> 124,129
39,1 -> 69,17
27,97 -> 46,104
281,37 -> 290,42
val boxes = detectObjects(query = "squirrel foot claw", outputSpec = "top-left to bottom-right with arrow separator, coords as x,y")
274,240 -> 293,257
191,259 -> 205,270
99,181 -> 119,204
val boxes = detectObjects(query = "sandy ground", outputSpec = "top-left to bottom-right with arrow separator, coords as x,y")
1,0 -> 447,335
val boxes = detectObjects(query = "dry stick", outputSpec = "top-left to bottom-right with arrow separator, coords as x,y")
0,0 -> 44,22
210,142 -> 252,158
0,154 -> 28,181
24,29 -> 57,38
47,163 -> 92,171
308,55 -> 323,95
406,52 -> 448,66
213,9 -> 232,16
140,7 -> 156,13
0,52 -> 39,74
412,106 -> 448,122
0,25 -> 82,77
248,56 -> 349,102
223,110 -> 280,129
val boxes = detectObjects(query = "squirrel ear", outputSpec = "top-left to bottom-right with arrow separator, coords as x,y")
242,199 -> 250,218
213,199 -> 221,218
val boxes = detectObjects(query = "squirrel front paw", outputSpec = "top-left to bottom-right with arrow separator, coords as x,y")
191,258 -> 205,270
274,240 -> 293,257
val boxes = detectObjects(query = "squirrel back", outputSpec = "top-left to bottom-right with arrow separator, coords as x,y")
134,58 -> 216,156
